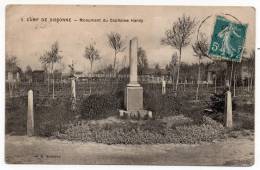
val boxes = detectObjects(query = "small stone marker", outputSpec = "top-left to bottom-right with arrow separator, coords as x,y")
71,78 -> 76,99
27,90 -> 34,136
119,110 -> 124,117
71,78 -> 77,111
148,111 -> 153,119
224,90 -> 232,127
162,78 -> 166,95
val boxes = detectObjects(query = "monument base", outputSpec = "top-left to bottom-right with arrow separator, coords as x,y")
124,85 -> 143,111
119,109 -> 153,119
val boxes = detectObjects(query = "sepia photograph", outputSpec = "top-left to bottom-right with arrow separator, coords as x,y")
5,5 -> 255,166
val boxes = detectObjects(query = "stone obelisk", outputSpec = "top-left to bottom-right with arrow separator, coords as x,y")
124,37 -> 143,111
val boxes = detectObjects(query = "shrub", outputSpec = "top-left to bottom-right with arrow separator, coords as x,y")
36,97 -> 75,137
80,93 -> 123,120
175,124 -> 223,144
207,91 -> 237,122
5,97 -> 27,135
54,116 -> 224,144
143,91 -> 182,118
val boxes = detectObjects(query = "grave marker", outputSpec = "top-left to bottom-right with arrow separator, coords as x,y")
27,90 -> 34,136
162,77 -> 166,95
224,90 -> 233,127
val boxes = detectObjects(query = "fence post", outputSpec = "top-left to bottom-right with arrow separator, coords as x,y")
27,89 -> 34,136
71,78 -> 76,111
71,78 -> 76,99
162,78 -> 166,95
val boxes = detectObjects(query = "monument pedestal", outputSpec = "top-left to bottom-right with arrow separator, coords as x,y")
119,84 -> 152,119
119,37 -> 152,119
119,109 -> 152,119
124,85 -> 143,111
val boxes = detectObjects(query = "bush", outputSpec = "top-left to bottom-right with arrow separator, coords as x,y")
80,92 -> 123,120
5,97 -> 27,135
144,91 -> 182,118
5,96 -> 76,136
207,91 -> 236,122
54,116 -> 224,144
36,98 -> 75,137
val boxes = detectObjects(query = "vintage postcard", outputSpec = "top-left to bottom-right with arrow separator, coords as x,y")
5,5 -> 255,165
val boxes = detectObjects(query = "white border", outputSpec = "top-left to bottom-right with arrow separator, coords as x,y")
0,1 -> 258,170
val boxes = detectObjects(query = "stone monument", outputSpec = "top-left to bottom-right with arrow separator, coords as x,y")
119,37 -> 152,119
124,37 -> 143,111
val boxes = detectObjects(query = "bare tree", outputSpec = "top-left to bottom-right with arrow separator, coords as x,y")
41,62 -> 50,92
68,60 -> 75,77
40,41 -> 62,99
25,65 -> 33,83
137,47 -> 149,75
192,34 -> 208,101
6,54 -> 18,97
238,49 -> 248,92
25,65 -> 32,73
167,52 -> 178,90
232,62 -> 240,97
107,32 -> 126,73
154,63 -> 161,76
84,43 -> 101,94
161,15 -> 196,92
6,55 -> 18,68
58,62 -> 66,82
84,43 -> 101,77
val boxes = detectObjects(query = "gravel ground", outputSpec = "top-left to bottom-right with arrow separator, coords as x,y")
5,135 -> 254,166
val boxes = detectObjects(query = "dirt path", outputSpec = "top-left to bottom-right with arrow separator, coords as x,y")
5,135 -> 254,166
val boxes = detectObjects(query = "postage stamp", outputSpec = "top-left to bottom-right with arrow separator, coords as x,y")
208,16 -> 248,62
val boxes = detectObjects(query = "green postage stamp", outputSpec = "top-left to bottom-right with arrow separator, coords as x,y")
208,16 -> 248,62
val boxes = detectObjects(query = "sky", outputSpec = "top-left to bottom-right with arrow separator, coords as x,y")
6,5 -> 255,73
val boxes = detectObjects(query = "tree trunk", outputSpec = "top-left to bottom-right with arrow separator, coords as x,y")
225,62 -> 232,91
230,62 -> 234,91
47,73 -> 50,94
196,58 -> 201,101
214,76 -> 217,93
171,74 -> 175,91
184,77 -> 186,92
90,62 -> 93,94
52,63 -> 55,99
9,82 -> 12,97
175,48 -> 182,93
113,51 -> 117,74
52,74 -> 55,99
242,78 -> 244,91
250,71 -> 253,90
233,70 -> 236,97
247,77 -> 250,92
